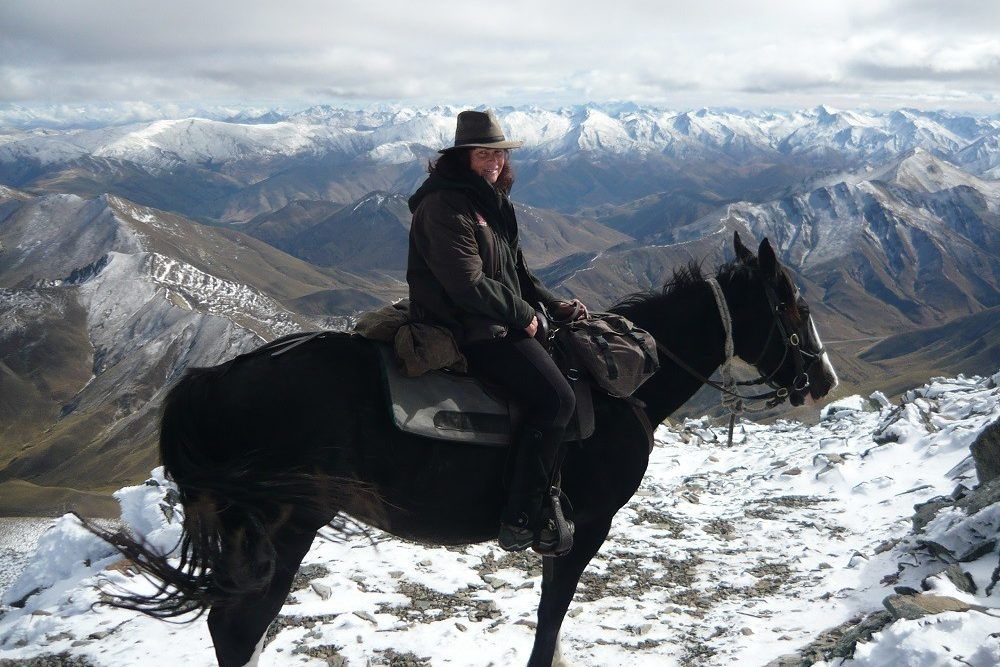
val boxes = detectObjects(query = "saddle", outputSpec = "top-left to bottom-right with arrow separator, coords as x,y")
376,342 -> 595,447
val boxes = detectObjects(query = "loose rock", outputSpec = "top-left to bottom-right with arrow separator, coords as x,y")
311,582 -> 333,600
882,593 -> 972,620
970,416 -> 1000,483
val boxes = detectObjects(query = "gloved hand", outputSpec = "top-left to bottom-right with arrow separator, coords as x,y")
551,299 -> 589,323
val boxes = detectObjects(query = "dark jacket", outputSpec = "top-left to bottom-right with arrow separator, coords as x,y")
407,165 -> 559,343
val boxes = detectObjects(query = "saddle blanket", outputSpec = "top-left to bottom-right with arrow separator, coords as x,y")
377,343 -> 594,446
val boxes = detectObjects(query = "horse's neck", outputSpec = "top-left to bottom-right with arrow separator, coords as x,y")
629,280 -> 727,427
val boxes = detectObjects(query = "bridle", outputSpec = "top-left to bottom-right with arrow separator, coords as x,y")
738,277 -> 827,400
653,270 -> 827,444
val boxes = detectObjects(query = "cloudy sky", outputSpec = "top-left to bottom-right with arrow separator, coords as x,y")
1,0 -> 998,112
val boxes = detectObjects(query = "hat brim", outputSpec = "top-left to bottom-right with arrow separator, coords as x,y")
439,140 -> 523,154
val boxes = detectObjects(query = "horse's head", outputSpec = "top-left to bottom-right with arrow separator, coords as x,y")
730,232 -> 838,406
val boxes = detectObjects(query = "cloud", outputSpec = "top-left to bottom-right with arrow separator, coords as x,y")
1,0 -> 997,110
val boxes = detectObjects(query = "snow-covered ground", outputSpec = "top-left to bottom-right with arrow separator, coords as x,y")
1,373 -> 998,666
0,519 -> 56,597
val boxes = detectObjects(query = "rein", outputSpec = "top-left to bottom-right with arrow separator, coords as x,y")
653,274 -> 820,446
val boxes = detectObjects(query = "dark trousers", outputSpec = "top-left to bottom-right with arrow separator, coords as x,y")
463,333 -> 576,432
464,332 -> 576,527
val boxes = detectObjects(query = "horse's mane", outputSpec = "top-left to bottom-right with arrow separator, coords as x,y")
610,257 -> 751,316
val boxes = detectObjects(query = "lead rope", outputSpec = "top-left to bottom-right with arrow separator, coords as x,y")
704,278 -> 742,446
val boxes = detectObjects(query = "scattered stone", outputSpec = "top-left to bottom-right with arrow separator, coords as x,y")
818,562 -> 833,570
957,476 -> 1000,515
86,630 -> 111,640
893,586 -> 920,596
631,507 -> 685,538
916,540 -> 955,564
417,559 -> 432,566
892,484 -> 934,499
389,570 -> 404,578
567,607 -> 583,618
781,467 -> 802,476
680,490 -> 701,504
263,613 -> 341,646
516,581 -> 534,590
0,653 -> 99,666
455,622 -> 467,632
311,582 -> 333,600
292,643 -> 347,666
291,563 -> 331,591
771,460 -> 788,468
943,564 -> 978,594
372,648 -> 431,666
770,610 -> 894,665
703,518 -> 736,540
353,610 -> 377,624
957,539 -> 997,563
740,627 -> 754,635
378,580 -> 498,623
873,539 -> 900,554
883,593 -> 972,620
846,551 -> 868,568
911,497 -> 952,532
514,618 -> 537,629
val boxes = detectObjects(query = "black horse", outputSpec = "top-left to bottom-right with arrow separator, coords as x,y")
92,233 -> 837,666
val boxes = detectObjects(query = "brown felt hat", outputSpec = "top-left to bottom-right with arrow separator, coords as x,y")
439,109 -> 523,153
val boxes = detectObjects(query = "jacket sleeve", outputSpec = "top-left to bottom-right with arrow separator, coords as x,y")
516,247 -> 560,309
413,198 -> 536,329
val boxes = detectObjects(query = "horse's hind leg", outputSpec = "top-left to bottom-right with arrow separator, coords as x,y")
208,524 -> 317,667
527,516 -> 614,667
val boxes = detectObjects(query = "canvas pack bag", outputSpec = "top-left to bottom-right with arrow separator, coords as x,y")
554,312 -> 659,398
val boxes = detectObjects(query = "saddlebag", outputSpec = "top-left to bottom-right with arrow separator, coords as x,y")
554,312 -> 659,398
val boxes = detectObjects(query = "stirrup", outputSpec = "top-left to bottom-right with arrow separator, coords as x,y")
533,486 -> 574,556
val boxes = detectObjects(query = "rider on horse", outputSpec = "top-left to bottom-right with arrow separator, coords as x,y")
406,109 -> 588,555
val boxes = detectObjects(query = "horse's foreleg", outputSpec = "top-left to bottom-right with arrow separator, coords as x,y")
208,525 -> 317,667
527,516 -> 614,667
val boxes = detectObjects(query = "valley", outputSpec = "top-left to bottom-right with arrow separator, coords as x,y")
1,104 -> 997,512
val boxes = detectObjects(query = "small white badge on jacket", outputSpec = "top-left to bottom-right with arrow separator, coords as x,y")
475,213 -> 488,226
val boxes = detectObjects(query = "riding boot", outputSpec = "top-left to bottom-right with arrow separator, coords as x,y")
498,426 -> 573,555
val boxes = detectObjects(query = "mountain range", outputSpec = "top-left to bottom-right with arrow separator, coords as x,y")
2,105 -> 998,223
1,105 -> 998,514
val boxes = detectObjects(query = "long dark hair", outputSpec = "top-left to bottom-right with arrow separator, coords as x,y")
429,148 -> 515,194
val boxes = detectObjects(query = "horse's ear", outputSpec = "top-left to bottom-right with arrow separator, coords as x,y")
758,238 -> 779,277
733,231 -> 755,263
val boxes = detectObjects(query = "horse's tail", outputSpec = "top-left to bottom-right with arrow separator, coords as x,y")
84,362 -> 381,619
